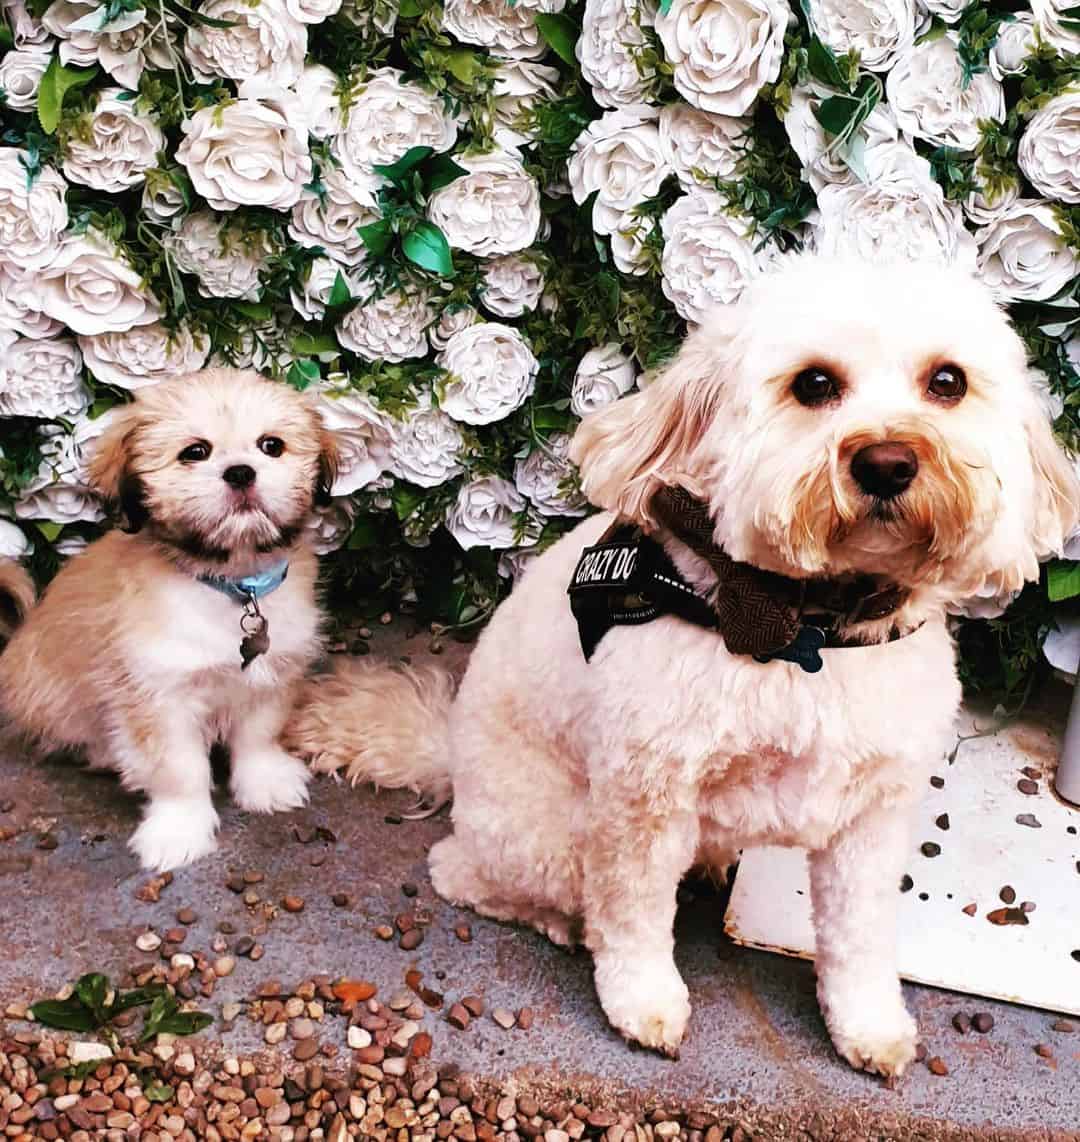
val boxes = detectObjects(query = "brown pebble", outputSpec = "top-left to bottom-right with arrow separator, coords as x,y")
987,907 -> 1029,926
250,943 -> 265,960
1035,1043 -> 1054,1059
1022,766 -> 1041,780
243,869 -> 264,884
1000,885 -> 1016,904
921,842 -> 941,858
928,1056 -> 949,1076
385,813 -> 402,825
930,775 -> 945,789
1052,1019 -> 1075,1033
164,927 -> 186,944
226,875 -> 245,894
332,893 -> 349,907
447,1004 -> 471,1030
972,1013 -> 994,1034
1015,813 -> 1042,829
899,875 -> 914,893
935,814 -> 950,831
402,882 -> 419,897
281,896 -> 305,913
517,1006 -> 534,1030
1021,900 -> 1036,913
400,929 -> 423,951
1017,778 -> 1039,795
455,924 -> 473,943
36,833 -> 57,851
374,925 -> 394,941
293,1038 -> 320,1061
396,912 -> 416,932
462,995 -> 485,1018
176,907 -> 197,925
952,1013 -> 971,1035
492,1008 -> 516,1030
962,903 -> 978,916
915,1042 -> 928,1062
235,936 -> 256,956
356,1045 -> 385,1065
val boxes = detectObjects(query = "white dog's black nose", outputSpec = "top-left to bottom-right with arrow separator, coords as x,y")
851,443 -> 918,499
223,464 -> 256,489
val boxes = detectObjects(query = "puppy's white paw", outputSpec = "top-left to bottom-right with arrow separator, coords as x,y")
825,999 -> 918,1079
130,798 -> 219,872
231,747 -> 311,814
594,952 -> 691,1058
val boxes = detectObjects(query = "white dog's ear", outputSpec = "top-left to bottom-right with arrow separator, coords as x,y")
1025,407 -> 1079,558
87,403 -> 149,531
569,324 -> 728,527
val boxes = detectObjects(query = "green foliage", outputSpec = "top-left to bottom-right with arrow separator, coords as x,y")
36,59 -> 98,134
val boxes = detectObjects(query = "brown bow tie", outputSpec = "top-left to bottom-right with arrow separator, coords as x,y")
650,485 -> 910,657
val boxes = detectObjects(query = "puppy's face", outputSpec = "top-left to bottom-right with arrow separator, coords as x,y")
572,257 -> 1078,600
89,368 -> 337,562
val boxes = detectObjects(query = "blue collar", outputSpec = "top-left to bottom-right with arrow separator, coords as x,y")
199,560 -> 290,604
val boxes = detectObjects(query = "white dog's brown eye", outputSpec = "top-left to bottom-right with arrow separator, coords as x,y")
792,367 -> 841,407
927,365 -> 967,402
258,435 -> 285,457
178,441 -> 211,462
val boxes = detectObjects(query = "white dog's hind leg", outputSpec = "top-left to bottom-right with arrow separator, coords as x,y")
809,800 -> 918,1079
583,782 -> 699,1057
230,693 -> 311,814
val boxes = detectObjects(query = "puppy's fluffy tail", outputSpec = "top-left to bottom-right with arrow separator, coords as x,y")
283,657 -> 456,807
0,560 -> 34,651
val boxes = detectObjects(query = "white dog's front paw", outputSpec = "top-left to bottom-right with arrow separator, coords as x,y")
594,951 -> 691,1058
130,798 -> 219,872
823,995 -> 918,1078
231,747 -> 311,814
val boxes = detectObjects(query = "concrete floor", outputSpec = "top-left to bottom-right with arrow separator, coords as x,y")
1,625 -> 1078,1139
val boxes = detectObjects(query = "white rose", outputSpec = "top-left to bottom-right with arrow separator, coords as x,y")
40,0 -> 94,63
805,0 -> 921,72
497,545 -> 542,581
514,433 -> 587,517
38,230 -> 161,336
964,176 -> 1021,226
811,141 -> 976,267
315,382 -> 394,495
184,0 -> 305,86
169,211 -> 275,301
783,84 -> 899,192
655,0 -> 790,116
429,305 -> 479,350
336,284 -> 433,363
446,475 -> 534,551
1018,90 -> 1080,206
295,64 -> 342,138
338,0 -> 397,32
61,87 -> 163,193
427,150 -> 541,257
610,209 -> 656,275
177,93 -> 311,212
388,392 -> 466,488
568,106 -> 670,235
0,148 -> 68,271
661,191 -> 769,323
975,199 -> 1080,303
78,322 -> 210,389
3,0 -> 52,47
333,68 -> 457,181
0,336 -> 88,418
141,169 -> 186,222
571,344 -> 636,416
304,497 -> 356,555
289,166 -> 381,267
15,460 -> 104,524
437,323 -> 539,425
290,257 -> 358,322
920,0 -> 966,19
0,520 -> 31,560
990,12 -> 1035,80
659,102 -> 747,190
578,0 -> 657,108
480,254 -> 545,318
0,263 -> 63,340
1033,0 -> 1080,55
286,0 -> 341,25
98,17 -> 155,88
442,0 -> 548,60
0,46 -> 51,110
886,35 -> 1004,149
492,60 -> 561,148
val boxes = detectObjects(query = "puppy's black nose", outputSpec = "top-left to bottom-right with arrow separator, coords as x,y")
851,442 -> 918,499
223,464 -> 256,489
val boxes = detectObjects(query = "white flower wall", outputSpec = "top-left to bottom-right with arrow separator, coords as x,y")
0,0 -> 1078,692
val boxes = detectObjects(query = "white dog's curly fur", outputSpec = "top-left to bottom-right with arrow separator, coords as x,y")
285,257 -> 1079,1077
0,368 -> 338,871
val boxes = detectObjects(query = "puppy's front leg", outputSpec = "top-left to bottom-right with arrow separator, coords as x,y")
810,800 -> 918,1079
584,776 -> 699,1058
230,691 -> 311,814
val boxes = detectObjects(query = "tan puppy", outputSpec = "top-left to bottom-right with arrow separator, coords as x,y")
0,368 -> 336,871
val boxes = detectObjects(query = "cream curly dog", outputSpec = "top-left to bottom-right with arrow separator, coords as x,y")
286,257 -> 1078,1077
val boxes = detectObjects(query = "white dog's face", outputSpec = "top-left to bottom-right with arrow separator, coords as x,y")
89,368 -> 337,563
572,257 -> 1078,600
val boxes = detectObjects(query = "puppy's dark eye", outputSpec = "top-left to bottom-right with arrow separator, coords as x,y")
258,436 -> 285,457
178,441 -> 211,462
927,364 -> 967,402
792,367 -> 841,407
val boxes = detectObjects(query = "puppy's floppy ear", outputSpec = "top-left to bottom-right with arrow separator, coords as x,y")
86,404 -> 149,532
1025,406 -> 1079,559
313,414 -> 340,508
568,321 -> 728,528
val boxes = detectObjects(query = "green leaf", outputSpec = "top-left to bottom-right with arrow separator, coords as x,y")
806,36 -> 847,89
30,997 -> 97,1032
373,146 -> 433,184
813,75 -> 880,147
75,974 -> 110,1022
916,15 -> 948,44
424,153 -> 469,194
154,1011 -> 213,1037
290,331 -> 340,357
143,1080 -> 174,1103
535,13 -> 578,67
286,359 -> 321,390
444,48 -> 484,86
392,483 -> 426,522
34,521 -> 64,543
402,221 -> 455,277
327,270 -> 352,308
346,517 -> 381,549
231,301 -> 271,321
358,219 -> 393,257
658,0 -> 674,11
0,23 -> 13,49
1048,561 -> 1080,603
398,0 -> 420,13
37,59 -> 99,135
111,986 -> 162,1014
